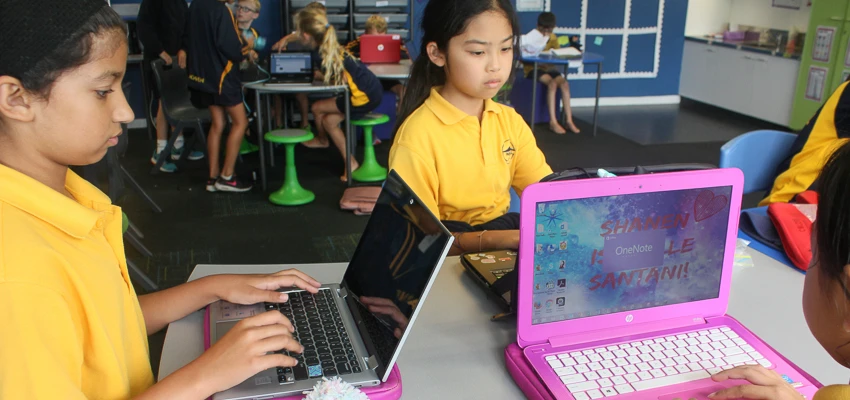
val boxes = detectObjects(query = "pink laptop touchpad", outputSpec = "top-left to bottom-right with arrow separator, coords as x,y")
658,385 -> 725,400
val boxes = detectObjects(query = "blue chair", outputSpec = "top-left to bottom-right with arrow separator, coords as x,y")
406,41 -> 420,61
508,188 -> 521,214
719,130 -> 797,194
510,70 -> 563,125
719,130 -> 798,270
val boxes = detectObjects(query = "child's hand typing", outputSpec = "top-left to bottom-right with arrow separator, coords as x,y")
209,269 -> 322,306
194,310 -> 304,393
707,365 -> 803,399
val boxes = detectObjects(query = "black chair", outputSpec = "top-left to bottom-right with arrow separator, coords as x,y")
149,59 -> 211,174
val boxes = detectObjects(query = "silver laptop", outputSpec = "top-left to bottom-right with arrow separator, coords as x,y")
208,170 -> 454,400
266,51 -> 314,85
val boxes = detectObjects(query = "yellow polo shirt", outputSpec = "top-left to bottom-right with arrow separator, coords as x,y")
0,165 -> 153,399
814,385 -> 850,400
389,87 -> 553,226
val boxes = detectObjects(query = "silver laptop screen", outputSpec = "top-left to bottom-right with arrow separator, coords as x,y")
530,186 -> 732,325
342,171 -> 452,379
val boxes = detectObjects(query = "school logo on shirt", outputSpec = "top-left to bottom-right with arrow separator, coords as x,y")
502,140 -> 516,164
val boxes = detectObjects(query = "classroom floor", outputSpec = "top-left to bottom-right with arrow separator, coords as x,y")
119,100 -> 779,376
571,99 -> 787,146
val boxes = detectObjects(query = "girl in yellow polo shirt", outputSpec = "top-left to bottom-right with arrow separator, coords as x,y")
389,0 -> 552,255
701,142 -> 850,400
0,1 -> 320,398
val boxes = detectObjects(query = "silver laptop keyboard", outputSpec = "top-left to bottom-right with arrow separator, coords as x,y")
546,327 -> 772,399
264,289 -> 361,384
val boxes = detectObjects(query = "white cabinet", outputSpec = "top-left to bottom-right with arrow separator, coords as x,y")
680,40 -> 800,127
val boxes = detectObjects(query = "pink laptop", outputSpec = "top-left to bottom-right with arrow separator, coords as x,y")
516,169 -> 818,400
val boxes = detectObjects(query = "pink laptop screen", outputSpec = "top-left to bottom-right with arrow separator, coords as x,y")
530,186 -> 733,325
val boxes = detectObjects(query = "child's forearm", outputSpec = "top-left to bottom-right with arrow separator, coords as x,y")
137,276 -> 221,335
449,230 -> 519,256
133,360 -> 211,400
272,32 -> 298,50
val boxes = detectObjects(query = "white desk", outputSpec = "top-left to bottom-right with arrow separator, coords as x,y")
159,251 -> 847,398
366,60 -> 412,80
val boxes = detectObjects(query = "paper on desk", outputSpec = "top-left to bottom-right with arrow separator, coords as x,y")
548,47 -> 582,68
520,29 -> 549,58
550,47 -> 582,57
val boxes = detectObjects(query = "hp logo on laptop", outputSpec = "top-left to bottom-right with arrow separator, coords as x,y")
625,314 -> 634,323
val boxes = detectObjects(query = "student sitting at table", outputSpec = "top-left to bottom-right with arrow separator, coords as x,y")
520,12 -> 579,134
270,1 -> 326,132
293,8 -> 383,182
760,80 -> 850,206
700,141 -> 850,400
346,15 -> 407,104
0,1 -> 322,398
389,0 -> 552,255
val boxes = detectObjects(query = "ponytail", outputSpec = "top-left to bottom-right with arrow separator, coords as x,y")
392,52 -> 445,143
296,8 -> 346,86
319,25 -> 346,86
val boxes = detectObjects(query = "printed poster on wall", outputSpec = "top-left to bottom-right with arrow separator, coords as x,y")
813,26 -> 836,63
805,66 -> 828,102
772,0 -> 802,9
844,42 -> 850,68
517,0 -> 544,12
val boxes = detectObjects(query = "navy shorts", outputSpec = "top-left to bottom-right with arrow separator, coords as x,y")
528,69 -> 563,82
190,82 -> 242,108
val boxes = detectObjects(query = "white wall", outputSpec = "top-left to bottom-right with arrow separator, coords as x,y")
685,0 -> 733,37
729,0 -> 811,32
685,0 -> 811,37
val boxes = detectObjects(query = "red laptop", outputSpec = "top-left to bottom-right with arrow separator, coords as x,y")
360,34 -> 402,64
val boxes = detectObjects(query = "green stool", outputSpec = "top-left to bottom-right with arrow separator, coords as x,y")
264,129 -> 315,206
239,138 -> 259,155
350,113 -> 390,182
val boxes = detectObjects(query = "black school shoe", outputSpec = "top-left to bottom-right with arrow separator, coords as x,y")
214,175 -> 253,193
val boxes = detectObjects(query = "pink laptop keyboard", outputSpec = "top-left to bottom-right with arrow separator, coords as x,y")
544,326 -> 792,399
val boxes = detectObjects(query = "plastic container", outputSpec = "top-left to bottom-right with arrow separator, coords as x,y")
353,0 -> 407,13
723,31 -> 746,42
326,13 -> 349,29
353,13 -> 409,29
354,28 -> 409,40
291,0 -> 348,12
337,30 -> 351,43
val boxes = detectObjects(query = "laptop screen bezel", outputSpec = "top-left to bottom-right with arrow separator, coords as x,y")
269,51 -> 314,78
516,169 -> 744,348
340,170 -> 454,382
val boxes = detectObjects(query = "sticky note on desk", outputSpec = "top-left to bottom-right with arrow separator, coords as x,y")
594,36 -> 603,46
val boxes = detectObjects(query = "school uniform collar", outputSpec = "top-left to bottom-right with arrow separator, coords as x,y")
0,164 -> 113,239
425,87 -> 502,126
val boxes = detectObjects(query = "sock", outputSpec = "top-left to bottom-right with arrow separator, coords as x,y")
221,174 -> 233,180
174,134 -> 185,150
156,139 -> 167,152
